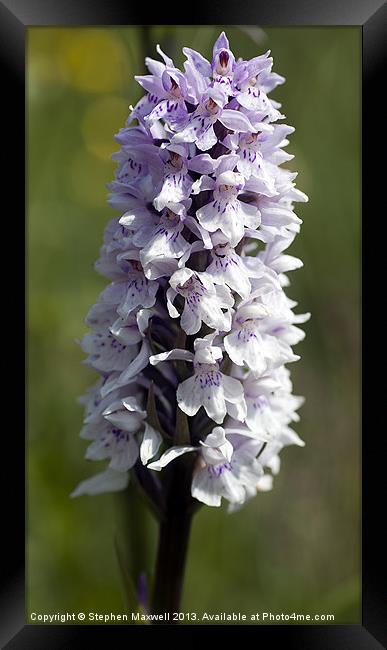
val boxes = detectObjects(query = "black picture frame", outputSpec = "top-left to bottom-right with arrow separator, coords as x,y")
2,0 -> 385,646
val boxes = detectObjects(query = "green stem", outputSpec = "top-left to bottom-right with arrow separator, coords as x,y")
125,482 -> 152,581
117,482 -> 154,604
152,508 -> 193,618
151,455 -> 197,620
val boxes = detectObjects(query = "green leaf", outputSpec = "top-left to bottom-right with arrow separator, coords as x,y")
146,381 -> 170,441
114,535 -> 139,616
175,406 -> 191,445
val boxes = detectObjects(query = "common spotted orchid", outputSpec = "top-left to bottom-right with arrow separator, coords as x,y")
73,30 -> 309,616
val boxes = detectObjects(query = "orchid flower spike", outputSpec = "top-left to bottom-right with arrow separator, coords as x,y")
73,31 -> 309,513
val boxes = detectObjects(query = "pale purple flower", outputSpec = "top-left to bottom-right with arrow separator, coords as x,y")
172,86 -> 256,152
195,159 -> 261,246
141,68 -> 191,130
148,426 -> 264,507
206,233 -> 266,300
121,202 -> 191,280
150,335 -> 247,424
72,393 -> 161,496
223,289 -> 309,377
100,258 -> 158,320
167,267 -> 234,335
242,366 -> 304,437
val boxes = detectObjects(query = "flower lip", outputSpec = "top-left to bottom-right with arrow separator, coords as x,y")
193,363 -> 221,380
207,462 -> 232,477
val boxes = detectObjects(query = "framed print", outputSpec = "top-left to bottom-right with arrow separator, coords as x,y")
1,0 -> 385,647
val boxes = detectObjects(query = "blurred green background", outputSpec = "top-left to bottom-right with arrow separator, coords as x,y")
27,26 -> 361,623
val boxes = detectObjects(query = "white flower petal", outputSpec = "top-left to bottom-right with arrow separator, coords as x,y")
219,470 -> 246,504
176,376 -> 204,417
140,422 -> 162,464
70,468 -> 129,497
256,474 -> 273,492
147,445 -> 196,471
191,469 -> 222,507
109,434 -> 139,472
180,302 -> 202,335
202,385 -> 227,424
150,348 -> 194,365
166,287 -> 180,318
